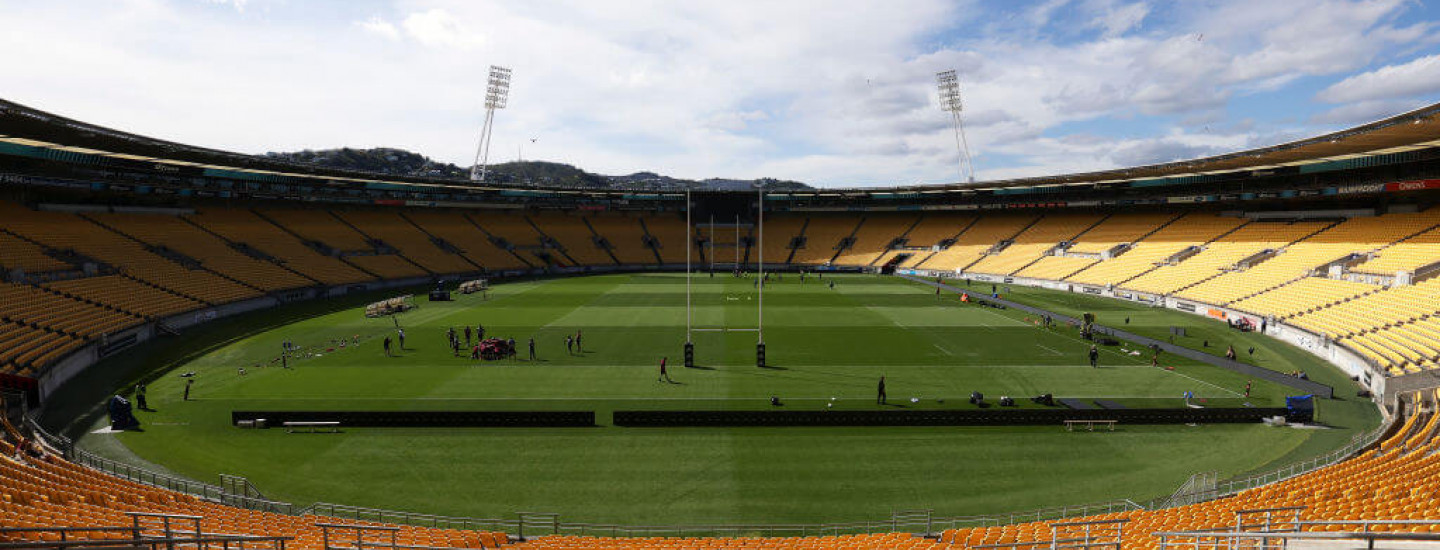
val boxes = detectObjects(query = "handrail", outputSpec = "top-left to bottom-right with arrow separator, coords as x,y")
0,534 -> 292,550
12,403 -> 1398,539
63,444 -> 295,514
1144,419 -> 1390,510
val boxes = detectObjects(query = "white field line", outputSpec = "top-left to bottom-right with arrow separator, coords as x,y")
954,296 -> 1245,397
1036,344 -> 1064,356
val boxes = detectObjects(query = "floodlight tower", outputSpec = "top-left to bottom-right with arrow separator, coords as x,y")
936,69 -> 976,183
469,65 -> 512,182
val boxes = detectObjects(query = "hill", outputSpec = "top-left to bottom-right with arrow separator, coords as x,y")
263,148 -> 812,190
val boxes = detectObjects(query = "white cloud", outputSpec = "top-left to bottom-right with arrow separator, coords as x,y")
400,8 -> 486,49
357,16 -> 400,41
1309,99 -> 1429,125
1085,0 -> 1149,39
1317,54 -> 1440,103
0,0 -> 1434,188
204,0 -> 248,12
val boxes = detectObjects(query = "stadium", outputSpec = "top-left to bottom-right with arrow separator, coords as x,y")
5,3 -> 1440,550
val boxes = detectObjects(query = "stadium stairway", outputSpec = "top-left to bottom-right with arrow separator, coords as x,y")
525,214 -> 586,268
398,212 -> 488,272
1001,213 -> 1111,277
866,216 -> 925,268
905,216 -> 979,270
579,217 -> 625,266
80,213 -> 272,296
955,214 -> 1043,273
633,217 -> 667,265
464,213 -> 541,269
1081,214 -> 1251,289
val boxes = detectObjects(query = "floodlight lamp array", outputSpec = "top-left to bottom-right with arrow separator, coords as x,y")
485,66 -> 512,110
936,70 -> 963,113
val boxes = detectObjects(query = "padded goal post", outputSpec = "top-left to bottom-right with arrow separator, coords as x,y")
685,189 -> 767,367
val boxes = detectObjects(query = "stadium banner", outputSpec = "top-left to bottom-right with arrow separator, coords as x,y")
1386,179 -> 1440,192
401,200 -> 523,209
1166,195 -> 1212,203
919,204 -> 980,211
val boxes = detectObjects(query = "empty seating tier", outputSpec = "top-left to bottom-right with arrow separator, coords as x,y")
587,215 -> 658,265
335,211 -> 477,275
918,215 -> 1037,272
831,214 -> 918,267
89,212 -> 311,292
966,213 -> 1104,276
404,211 -> 527,271
1066,214 -> 1246,287
0,232 -> 71,274
186,209 -> 372,285
530,212 -> 615,267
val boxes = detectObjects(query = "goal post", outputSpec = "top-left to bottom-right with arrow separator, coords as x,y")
684,188 -> 767,367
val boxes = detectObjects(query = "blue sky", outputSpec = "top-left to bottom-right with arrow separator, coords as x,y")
4,0 -> 1440,187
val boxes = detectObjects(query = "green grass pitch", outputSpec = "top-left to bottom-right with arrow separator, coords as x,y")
66,273 -> 1378,525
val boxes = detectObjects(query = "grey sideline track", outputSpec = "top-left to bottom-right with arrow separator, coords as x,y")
897,274 -> 1335,399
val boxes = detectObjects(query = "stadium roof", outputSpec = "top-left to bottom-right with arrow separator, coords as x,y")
3,97 -> 1440,195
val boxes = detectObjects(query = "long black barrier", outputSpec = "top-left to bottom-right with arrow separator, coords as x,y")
612,407 -> 1301,427
231,410 -> 595,427
898,275 -> 1335,398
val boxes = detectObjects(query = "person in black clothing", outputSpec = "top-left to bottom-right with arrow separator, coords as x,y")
383,336 -> 392,356
183,380 -> 193,401
528,337 -> 537,360
876,376 -> 887,405
134,385 -> 148,411
464,325 -> 472,345
565,335 -> 574,355
1088,345 -> 1099,368
507,337 -> 517,359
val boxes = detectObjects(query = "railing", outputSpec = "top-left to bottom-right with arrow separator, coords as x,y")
0,527 -> 291,550
1144,420 -> 1391,510
59,442 -> 295,515
301,503 -> 518,533
12,409 -> 1393,540
1155,520 -> 1440,550
22,410 -> 294,514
